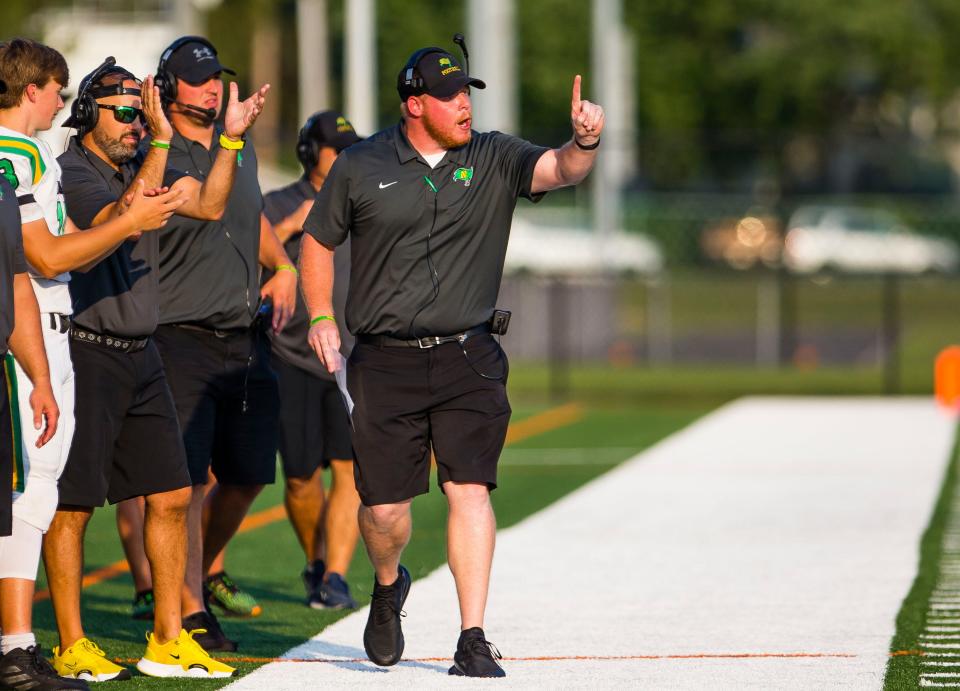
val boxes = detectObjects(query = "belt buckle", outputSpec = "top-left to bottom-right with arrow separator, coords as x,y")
417,336 -> 441,349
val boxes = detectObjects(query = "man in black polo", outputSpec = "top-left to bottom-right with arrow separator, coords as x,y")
150,36 -> 295,651
301,46 -> 605,677
45,59 -> 258,679
262,110 -> 361,610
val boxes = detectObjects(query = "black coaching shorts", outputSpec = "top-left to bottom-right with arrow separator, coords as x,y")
59,339 -> 191,507
347,334 -> 511,506
274,357 -> 353,479
154,325 -> 279,486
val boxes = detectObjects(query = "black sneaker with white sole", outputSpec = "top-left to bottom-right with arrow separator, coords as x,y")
448,628 -> 506,678
363,565 -> 411,666
0,645 -> 91,690
182,610 -> 238,653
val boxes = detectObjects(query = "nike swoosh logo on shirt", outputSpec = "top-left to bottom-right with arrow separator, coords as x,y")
378,181 -> 398,189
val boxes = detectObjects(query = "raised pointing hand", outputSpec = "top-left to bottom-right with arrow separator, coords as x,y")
570,75 -> 605,146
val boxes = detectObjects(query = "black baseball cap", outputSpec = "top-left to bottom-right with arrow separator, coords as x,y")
397,48 -> 485,100
304,111 -> 362,153
163,37 -> 235,84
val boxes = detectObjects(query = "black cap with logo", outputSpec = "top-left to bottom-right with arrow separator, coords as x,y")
304,111 -> 362,153
166,39 -> 236,84
397,48 -> 486,101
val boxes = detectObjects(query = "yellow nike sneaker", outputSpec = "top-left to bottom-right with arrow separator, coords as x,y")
136,629 -> 235,678
52,637 -> 131,682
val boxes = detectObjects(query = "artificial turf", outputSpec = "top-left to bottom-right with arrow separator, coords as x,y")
884,422 -> 960,689
31,402 -> 705,689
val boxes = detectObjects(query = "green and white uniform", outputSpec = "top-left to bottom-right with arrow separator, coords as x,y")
0,126 -> 75,540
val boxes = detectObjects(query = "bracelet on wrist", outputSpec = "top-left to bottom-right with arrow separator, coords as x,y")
219,133 -> 245,151
574,137 -> 600,151
309,315 -> 335,326
149,140 -> 171,150
276,263 -> 298,277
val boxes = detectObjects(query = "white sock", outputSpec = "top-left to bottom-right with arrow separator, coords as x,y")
0,516 -> 42,580
1,631 -> 36,654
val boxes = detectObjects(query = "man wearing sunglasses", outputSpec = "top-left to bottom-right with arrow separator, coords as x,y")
40,59 -> 266,680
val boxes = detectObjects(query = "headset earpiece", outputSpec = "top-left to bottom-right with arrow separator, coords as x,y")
401,47 -> 446,94
70,56 -> 118,137
296,113 -> 322,172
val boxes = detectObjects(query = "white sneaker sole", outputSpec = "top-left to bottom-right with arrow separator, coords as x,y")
136,657 -> 233,678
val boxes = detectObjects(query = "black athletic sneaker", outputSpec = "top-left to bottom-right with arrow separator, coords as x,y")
130,589 -> 154,621
0,645 -> 90,690
302,559 -> 325,607
448,628 -> 506,678
363,565 -> 411,666
316,573 -> 358,610
181,610 -> 238,653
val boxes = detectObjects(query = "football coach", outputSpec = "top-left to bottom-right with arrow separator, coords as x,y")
300,44 -> 604,677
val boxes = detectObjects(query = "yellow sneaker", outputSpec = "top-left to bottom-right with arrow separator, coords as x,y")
52,637 -> 131,682
136,629 -> 235,678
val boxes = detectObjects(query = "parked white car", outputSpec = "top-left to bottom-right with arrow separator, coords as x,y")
783,205 -> 959,274
504,217 -> 664,275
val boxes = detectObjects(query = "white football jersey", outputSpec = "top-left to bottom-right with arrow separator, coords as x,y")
0,125 -> 71,314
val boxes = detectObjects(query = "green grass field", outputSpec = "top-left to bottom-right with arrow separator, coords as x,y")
31,401 -> 707,688
884,425 -> 960,690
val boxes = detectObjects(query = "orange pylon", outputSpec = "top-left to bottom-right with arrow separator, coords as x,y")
935,346 -> 960,410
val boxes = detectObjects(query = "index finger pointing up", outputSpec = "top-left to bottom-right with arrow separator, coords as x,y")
572,74 -> 582,113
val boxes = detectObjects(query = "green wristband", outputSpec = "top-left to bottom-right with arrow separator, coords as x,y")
276,263 -> 298,276
149,140 -> 171,150
310,315 -> 335,326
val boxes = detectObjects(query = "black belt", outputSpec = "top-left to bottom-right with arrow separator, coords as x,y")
357,325 -> 490,349
47,313 -> 71,334
168,323 -> 251,339
70,327 -> 150,353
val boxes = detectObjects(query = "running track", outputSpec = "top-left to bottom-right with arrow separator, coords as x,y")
226,397 -> 955,689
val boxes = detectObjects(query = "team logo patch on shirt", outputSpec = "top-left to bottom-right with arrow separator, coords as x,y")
452,167 -> 474,187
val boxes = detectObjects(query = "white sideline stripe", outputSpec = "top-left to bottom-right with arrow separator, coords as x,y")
226,397 -> 955,690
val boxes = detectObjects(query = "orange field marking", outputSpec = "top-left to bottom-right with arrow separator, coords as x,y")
113,651 -> 859,665
505,402 -> 583,446
34,404 -> 584,603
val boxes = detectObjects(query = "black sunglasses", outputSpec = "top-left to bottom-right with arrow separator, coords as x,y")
97,104 -> 145,125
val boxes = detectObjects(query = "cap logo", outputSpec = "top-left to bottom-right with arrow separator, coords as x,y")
439,56 -> 461,76
336,116 -> 354,133
453,166 -> 474,187
193,46 -> 214,62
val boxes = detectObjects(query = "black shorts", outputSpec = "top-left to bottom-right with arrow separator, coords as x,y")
275,357 -> 353,479
60,339 -> 191,507
347,334 -> 511,506
0,359 -> 13,536
154,325 -> 279,486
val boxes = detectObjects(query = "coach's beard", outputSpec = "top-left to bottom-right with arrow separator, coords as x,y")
423,112 -> 472,150
93,128 -> 139,166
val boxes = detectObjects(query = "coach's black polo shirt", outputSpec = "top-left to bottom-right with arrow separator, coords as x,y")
303,122 -> 547,339
59,137 -> 186,338
154,128 -> 263,331
263,177 -> 351,380
0,178 -> 25,355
